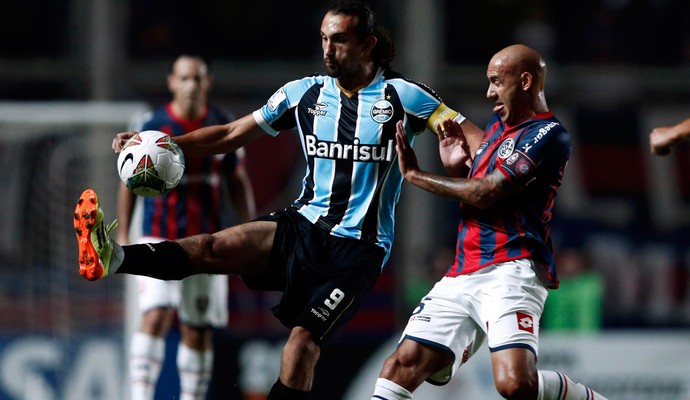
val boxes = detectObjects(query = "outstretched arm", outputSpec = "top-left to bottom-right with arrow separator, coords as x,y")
650,117 -> 690,155
396,121 -> 518,209
115,182 -> 136,244
227,157 -> 257,223
112,114 -> 265,156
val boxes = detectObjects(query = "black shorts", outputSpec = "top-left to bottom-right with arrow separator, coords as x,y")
242,206 -> 385,343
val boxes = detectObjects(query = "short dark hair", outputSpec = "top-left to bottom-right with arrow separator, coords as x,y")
169,54 -> 211,73
326,1 -> 395,70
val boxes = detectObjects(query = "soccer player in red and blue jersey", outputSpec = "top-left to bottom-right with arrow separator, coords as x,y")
118,55 -> 255,400
372,45 -> 609,400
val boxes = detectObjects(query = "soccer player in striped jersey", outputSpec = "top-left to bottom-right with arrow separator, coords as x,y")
118,55 -> 256,400
73,2 -> 481,399
371,45 -> 608,400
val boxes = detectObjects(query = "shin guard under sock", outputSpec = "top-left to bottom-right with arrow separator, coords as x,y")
116,241 -> 195,280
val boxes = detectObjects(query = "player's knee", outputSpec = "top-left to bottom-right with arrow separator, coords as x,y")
379,343 -> 446,391
183,233 -> 219,264
494,372 -> 538,400
196,233 -> 216,255
286,327 -> 320,359
380,341 -> 433,379
382,348 -> 415,373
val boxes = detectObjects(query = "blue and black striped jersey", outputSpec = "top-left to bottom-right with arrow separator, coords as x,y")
253,68 -> 445,261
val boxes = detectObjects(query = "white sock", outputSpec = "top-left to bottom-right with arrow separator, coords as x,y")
371,377 -> 413,400
538,370 -> 608,400
177,343 -> 213,400
129,332 -> 165,400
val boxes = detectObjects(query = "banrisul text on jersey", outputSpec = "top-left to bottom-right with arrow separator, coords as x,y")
304,135 -> 395,162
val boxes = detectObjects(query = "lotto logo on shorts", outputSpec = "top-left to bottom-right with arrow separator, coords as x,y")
516,312 -> 534,334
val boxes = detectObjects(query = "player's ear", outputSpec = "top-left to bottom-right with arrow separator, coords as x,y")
521,72 -> 532,92
363,35 -> 377,55
167,74 -> 176,93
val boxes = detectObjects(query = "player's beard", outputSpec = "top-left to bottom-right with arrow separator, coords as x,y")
324,58 -> 340,78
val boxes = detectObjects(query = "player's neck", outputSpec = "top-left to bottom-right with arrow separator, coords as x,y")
170,101 -> 205,121
336,64 -> 378,97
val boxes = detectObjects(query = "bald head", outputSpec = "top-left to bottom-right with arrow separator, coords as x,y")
486,44 -> 549,125
490,44 -> 546,90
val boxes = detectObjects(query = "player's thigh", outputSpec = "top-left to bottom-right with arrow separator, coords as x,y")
400,281 -> 486,385
180,220 -> 277,275
478,259 -> 547,354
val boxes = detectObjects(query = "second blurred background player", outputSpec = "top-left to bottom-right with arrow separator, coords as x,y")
118,54 -> 256,400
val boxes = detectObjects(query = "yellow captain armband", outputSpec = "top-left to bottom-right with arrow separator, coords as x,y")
425,103 -> 466,134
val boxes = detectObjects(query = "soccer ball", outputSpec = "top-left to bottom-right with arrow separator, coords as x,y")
117,130 -> 185,197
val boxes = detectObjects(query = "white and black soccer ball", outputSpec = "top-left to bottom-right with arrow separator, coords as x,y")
117,130 -> 185,197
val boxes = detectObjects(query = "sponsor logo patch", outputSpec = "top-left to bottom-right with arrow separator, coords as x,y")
410,315 -> 431,323
196,296 -> 209,313
516,312 -> 534,334
308,102 -> 328,117
505,153 -> 519,165
305,135 -> 395,162
267,88 -> 286,111
311,308 -> 328,322
317,307 -> 330,317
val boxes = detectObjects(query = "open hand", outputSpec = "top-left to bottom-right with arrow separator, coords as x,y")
395,121 -> 419,178
436,119 -> 471,175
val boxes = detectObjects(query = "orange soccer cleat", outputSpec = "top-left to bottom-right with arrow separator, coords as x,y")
73,188 -> 120,281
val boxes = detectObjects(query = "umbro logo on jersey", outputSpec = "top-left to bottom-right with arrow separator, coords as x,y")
516,312 -> 534,334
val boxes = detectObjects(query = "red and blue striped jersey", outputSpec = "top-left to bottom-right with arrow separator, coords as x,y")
135,103 -> 238,239
447,111 -> 570,289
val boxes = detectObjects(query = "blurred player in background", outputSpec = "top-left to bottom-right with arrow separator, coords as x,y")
118,54 -> 256,400
649,116 -> 690,155
372,45 -> 608,400
73,1 -> 483,399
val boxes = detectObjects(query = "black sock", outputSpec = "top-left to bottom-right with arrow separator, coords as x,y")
267,379 -> 310,400
116,241 -> 195,280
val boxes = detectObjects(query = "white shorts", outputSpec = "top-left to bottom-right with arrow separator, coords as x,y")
135,236 -> 228,328
400,258 -> 548,385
